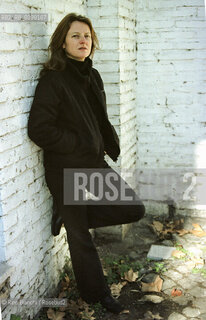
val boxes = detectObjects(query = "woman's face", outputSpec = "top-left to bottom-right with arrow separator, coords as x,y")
63,21 -> 92,61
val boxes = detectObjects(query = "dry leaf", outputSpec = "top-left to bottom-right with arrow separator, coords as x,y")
193,257 -> 204,267
64,275 -> 70,284
171,288 -> 182,297
47,308 -> 66,320
110,282 -> 127,298
185,260 -> 196,269
61,275 -> 70,291
143,311 -> 163,319
176,229 -> 188,236
103,267 -> 108,276
77,298 -> 90,310
78,309 -> 95,320
172,250 -> 186,258
67,300 -> 80,315
77,299 -> 95,320
120,309 -> 130,314
141,275 -> 163,293
58,291 -> 67,299
162,228 -> 173,235
192,223 -> 203,231
190,223 -> 206,237
174,219 -> 184,227
149,219 -> 192,239
123,268 -> 139,282
152,221 -> 164,233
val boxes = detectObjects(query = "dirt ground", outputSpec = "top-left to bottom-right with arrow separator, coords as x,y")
33,215 -> 206,320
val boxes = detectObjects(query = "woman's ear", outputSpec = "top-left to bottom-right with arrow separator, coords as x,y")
62,42 -> 65,49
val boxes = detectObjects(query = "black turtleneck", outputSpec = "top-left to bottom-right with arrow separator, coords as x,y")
66,56 -> 92,76
65,57 -> 104,130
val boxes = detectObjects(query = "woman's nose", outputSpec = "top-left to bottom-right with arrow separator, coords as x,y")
79,36 -> 87,43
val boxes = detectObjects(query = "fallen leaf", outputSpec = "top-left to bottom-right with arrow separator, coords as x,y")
143,311 -> 163,319
77,298 -> 90,310
120,309 -> 130,314
190,223 -> 206,237
78,309 -> 95,320
61,275 -> 70,291
153,221 -> 164,233
141,275 -> 163,293
67,300 -> 80,315
58,291 -> 67,299
176,229 -> 188,236
162,228 -> 174,235
140,295 -> 164,304
172,250 -> 186,258
150,219 -> 188,239
47,308 -> 66,320
192,223 -> 203,231
185,260 -> 196,269
123,268 -> 139,282
64,275 -> 70,284
110,282 -> 127,298
76,299 -> 96,320
193,257 -> 204,267
103,267 -> 108,276
171,288 -> 182,297
174,219 -> 184,227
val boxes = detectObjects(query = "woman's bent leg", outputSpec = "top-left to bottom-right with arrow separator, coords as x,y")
86,162 -> 145,229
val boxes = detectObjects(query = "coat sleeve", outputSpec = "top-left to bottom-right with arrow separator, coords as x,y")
92,68 -> 120,162
28,72 -> 78,154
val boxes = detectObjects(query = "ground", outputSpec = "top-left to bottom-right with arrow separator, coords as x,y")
30,214 -> 206,320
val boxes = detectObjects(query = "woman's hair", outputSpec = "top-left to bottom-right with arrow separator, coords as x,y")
40,13 -> 99,77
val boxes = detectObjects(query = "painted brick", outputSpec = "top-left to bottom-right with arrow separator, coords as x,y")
0,129 -> 28,153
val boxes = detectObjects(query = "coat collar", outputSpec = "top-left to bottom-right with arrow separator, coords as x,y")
63,57 -> 108,115
65,56 -> 93,82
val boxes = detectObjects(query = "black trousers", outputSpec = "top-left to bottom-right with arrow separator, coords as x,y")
45,161 -> 145,303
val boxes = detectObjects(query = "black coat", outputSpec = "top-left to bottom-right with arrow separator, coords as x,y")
28,57 -> 120,171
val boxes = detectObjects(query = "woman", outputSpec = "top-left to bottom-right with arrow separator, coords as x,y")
28,13 -> 145,314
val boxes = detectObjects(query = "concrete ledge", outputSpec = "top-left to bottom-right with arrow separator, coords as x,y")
144,201 -> 169,216
94,225 -> 123,241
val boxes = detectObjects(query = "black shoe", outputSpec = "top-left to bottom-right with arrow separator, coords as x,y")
100,295 -> 124,314
51,201 -> 63,236
51,215 -> 63,236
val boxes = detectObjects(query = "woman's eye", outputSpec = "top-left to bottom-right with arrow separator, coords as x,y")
72,35 -> 79,38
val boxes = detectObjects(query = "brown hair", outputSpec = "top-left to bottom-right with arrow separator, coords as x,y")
40,13 -> 99,77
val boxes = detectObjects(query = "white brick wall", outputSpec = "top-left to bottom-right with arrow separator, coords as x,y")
135,0 -> 206,213
87,0 -> 121,170
87,0 -> 138,172
0,1 -> 86,319
118,0 -> 137,170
